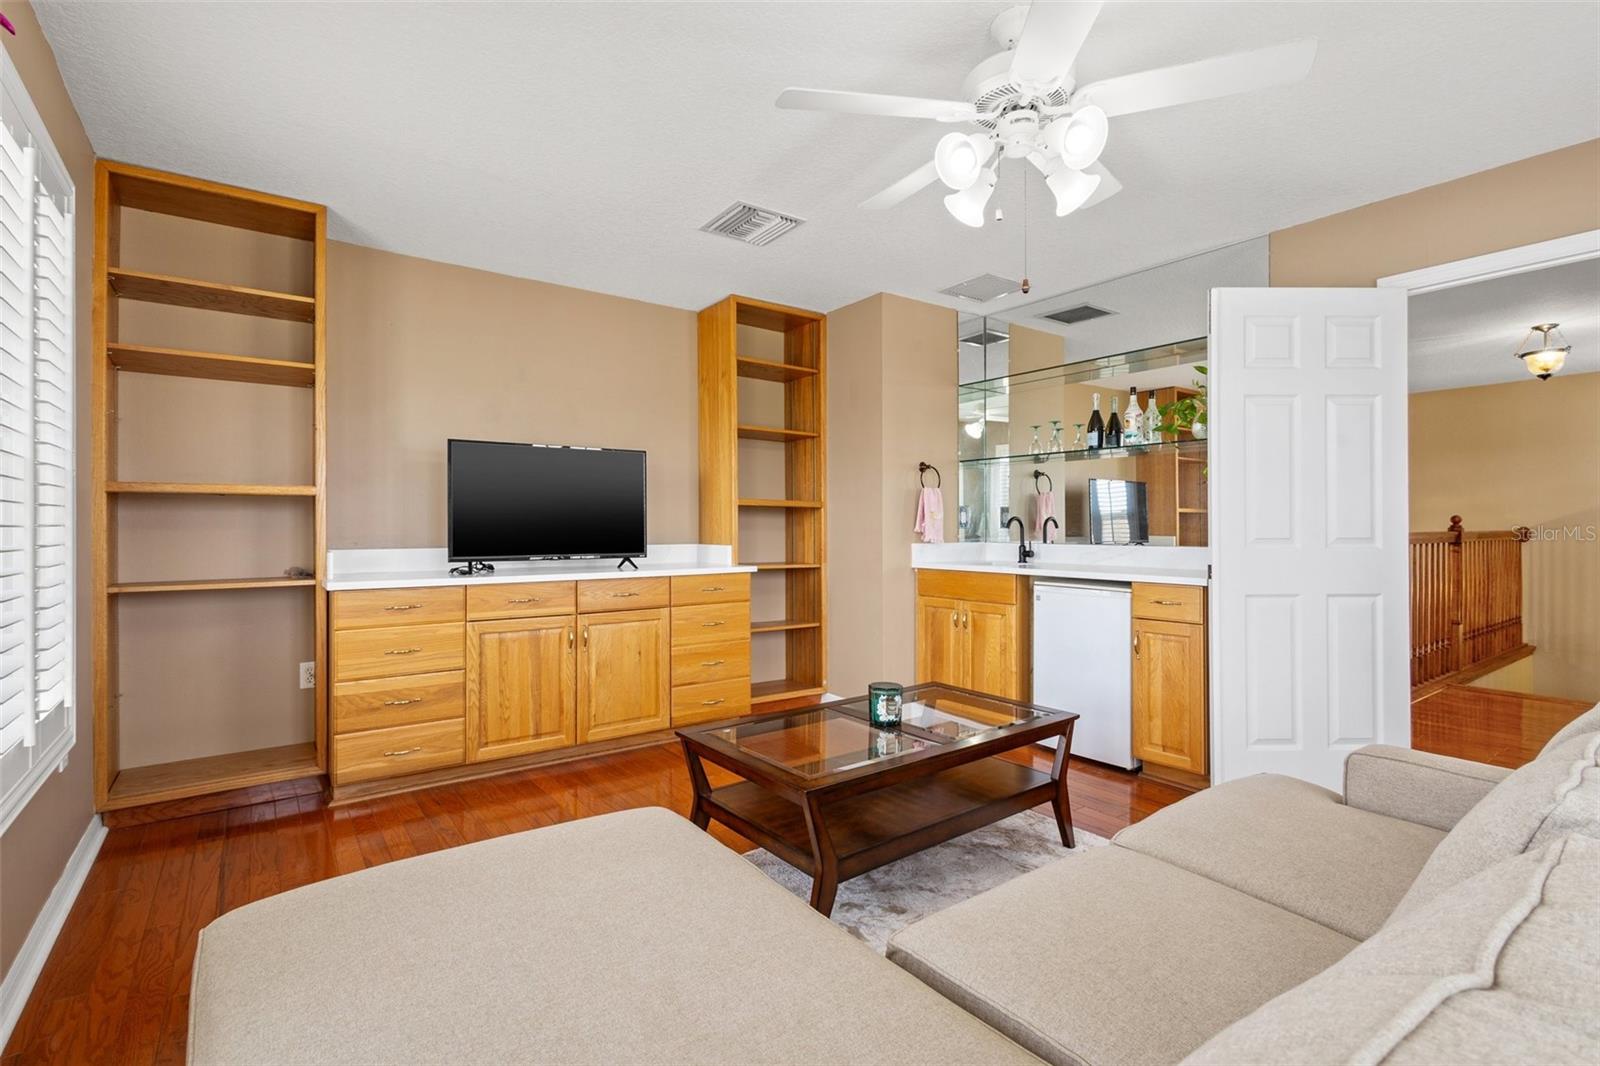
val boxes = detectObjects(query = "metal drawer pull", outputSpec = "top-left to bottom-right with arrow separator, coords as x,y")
1152,599 -> 1183,606
506,597 -> 538,604
383,747 -> 423,757
384,603 -> 424,611
701,620 -> 725,628
701,698 -> 725,706
1133,632 -> 1140,653
384,647 -> 421,656
700,585 -> 726,592
383,698 -> 422,706
700,659 -> 726,667
568,627 -> 575,650
612,591 -> 640,598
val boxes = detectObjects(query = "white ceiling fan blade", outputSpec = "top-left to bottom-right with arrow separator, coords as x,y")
1009,1 -> 1103,87
1073,37 -> 1318,117
860,160 -> 939,210
1080,161 -> 1121,209
777,87 -> 976,122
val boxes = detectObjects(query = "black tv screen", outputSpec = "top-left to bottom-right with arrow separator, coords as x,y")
448,439 -> 647,562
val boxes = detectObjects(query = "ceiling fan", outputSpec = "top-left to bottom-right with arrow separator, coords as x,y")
776,2 -> 1317,226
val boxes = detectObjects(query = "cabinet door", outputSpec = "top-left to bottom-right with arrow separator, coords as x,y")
577,608 -> 671,743
915,596 -> 967,689
467,617 -> 576,761
1132,618 -> 1208,774
966,600 -> 1020,700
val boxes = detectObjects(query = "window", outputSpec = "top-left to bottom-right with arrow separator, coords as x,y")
0,52 -> 74,835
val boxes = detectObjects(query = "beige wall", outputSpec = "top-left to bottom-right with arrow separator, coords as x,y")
1270,139 -> 1600,286
1411,373 -> 1600,700
826,294 -> 956,695
0,1 -> 97,981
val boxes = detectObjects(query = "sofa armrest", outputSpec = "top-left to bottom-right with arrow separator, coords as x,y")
1343,745 -> 1510,831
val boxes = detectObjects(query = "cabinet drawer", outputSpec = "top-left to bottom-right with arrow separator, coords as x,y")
576,577 -> 670,613
333,718 -> 465,785
671,639 -> 750,686
915,569 -> 1018,605
333,623 -> 464,682
1132,583 -> 1206,624
466,581 -> 576,620
332,586 -> 464,630
670,573 -> 750,606
671,602 -> 750,646
332,671 -> 464,734
671,678 -> 751,726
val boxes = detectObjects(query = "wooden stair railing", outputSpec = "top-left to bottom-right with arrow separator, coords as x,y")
1409,516 -> 1532,688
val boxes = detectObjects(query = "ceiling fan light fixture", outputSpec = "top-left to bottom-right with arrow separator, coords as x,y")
1514,323 -> 1571,380
944,167 -> 998,227
934,132 -> 989,191
1046,105 -> 1109,169
1045,166 -> 1101,217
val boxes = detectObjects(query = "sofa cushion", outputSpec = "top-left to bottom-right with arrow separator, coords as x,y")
1111,774 -> 1444,940
1538,700 -> 1600,757
1181,834 -> 1600,1066
1392,729 -> 1600,923
886,846 -> 1357,1066
189,807 -> 1040,1066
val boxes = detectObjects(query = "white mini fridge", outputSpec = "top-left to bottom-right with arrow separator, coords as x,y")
1031,580 -> 1138,771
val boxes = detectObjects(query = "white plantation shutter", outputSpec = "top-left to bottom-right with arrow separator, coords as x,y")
0,53 -> 74,835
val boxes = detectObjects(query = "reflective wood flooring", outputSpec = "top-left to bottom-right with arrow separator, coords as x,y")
1411,682 -> 1593,767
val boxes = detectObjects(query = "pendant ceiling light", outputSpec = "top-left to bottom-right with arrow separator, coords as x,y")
1043,105 -> 1109,170
1513,322 -> 1571,380
934,132 -> 992,191
944,167 -> 998,227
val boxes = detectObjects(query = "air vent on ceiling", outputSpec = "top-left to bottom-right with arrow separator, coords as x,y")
1041,303 -> 1117,326
939,274 -> 1022,302
700,201 -> 805,246
960,327 -> 1010,346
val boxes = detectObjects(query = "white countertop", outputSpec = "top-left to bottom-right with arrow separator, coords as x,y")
325,544 -> 753,592
911,543 -> 1209,586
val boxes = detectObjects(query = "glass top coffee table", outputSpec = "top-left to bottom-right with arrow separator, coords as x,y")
676,684 -> 1078,915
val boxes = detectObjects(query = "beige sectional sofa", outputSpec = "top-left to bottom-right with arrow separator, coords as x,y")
190,704 -> 1600,1065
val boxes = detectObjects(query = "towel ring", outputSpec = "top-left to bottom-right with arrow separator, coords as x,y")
918,462 -> 942,488
1032,470 -> 1053,493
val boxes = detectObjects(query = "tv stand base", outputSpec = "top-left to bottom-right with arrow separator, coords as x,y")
617,556 -> 639,571
449,560 -> 496,576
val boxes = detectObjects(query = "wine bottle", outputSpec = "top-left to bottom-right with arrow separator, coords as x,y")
1125,386 -> 1143,444
1085,393 -> 1104,450
1106,395 -> 1123,447
1145,390 -> 1161,442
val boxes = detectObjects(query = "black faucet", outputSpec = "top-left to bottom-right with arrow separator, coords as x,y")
1042,516 -> 1060,545
1004,515 -> 1035,566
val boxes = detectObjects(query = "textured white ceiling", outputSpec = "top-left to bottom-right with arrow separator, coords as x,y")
35,1 -> 1600,313
1409,257 -> 1600,393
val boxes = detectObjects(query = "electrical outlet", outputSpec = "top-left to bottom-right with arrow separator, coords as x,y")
299,661 -> 316,690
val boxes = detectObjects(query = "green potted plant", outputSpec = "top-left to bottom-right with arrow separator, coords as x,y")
1154,365 -> 1207,440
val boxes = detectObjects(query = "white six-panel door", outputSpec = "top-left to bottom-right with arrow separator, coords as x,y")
1209,287 -> 1410,791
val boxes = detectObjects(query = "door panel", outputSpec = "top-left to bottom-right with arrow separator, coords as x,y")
915,596 -> 966,689
1133,619 -> 1207,774
578,609 -> 670,743
966,601 -> 1019,699
1210,287 -> 1409,789
466,617 -> 575,761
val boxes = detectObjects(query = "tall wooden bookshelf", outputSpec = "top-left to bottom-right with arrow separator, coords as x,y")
92,162 -> 327,814
698,296 -> 826,705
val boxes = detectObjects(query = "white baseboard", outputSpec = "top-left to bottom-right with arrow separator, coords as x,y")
0,816 -> 106,1047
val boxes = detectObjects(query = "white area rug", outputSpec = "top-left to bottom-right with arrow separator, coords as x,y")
745,809 -> 1108,954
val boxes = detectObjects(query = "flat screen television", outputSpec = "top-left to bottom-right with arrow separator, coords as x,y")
1088,478 -> 1149,546
447,439 -> 647,562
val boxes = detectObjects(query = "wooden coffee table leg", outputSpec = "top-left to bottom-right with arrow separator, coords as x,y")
1049,731 -> 1076,849
802,794 -> 840,915
680,738 -> 712,831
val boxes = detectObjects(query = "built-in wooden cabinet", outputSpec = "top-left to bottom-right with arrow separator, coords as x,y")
1131,582 -> 1208,777
913,571 -> 1029,701
328,572 -> 750,797
577,608 -> 671,743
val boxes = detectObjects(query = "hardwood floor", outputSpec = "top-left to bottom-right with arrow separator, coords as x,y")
1412,682 -> 1593,768
2,741 -> 1187,1065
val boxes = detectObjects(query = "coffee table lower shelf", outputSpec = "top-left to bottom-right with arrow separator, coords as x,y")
705,758 -> 1055,883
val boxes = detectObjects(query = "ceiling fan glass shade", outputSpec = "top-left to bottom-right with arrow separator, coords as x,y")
1045,166 -> 1102,217
1515,324 -> 1570,380
934,132 -> 989,191
1046,106 -> 1109,169
944,168 -> 997,227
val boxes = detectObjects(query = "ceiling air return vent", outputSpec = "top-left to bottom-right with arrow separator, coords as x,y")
700,202 -> 805,246
1041,303 -> 1116,326
960,327 -> 1010,346
940,274 -> 1022,302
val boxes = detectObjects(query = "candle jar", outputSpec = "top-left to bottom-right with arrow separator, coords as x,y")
868,682 -> 903,728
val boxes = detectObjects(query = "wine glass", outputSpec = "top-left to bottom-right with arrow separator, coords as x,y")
1072,423 -> 1086,450
1029,425 -> 1045,460
1048,420 -> 1063,453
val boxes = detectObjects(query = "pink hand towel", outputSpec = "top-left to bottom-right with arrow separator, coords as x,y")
1032,490 -> 1056,541
914,486 -> 945,544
